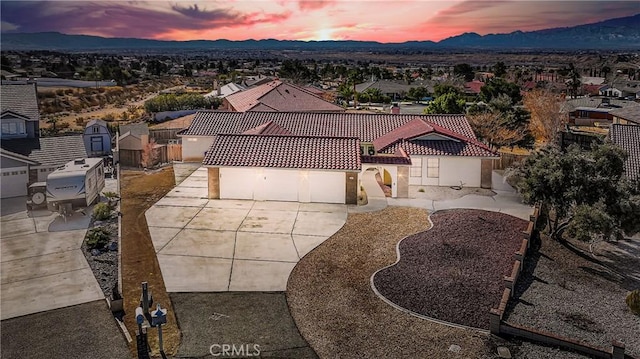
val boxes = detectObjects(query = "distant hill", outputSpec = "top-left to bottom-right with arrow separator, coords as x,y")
2,14 -> 638,51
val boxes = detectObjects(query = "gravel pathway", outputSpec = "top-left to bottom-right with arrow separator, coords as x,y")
504,236 -> 640,358
287,207 -> 497,359
373,209 -> 526,329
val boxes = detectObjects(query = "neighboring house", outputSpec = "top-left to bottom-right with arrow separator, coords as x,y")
179,111 -> 498,204
204,81 -> 246,99
609,124 -> 640,180
221,80 -> 345,113
83,119 -> 112,157
464,80 -> 484,96
0,149 -> 38,198
561,96 -> 639,127
600,81 -> 640,99
355,79 -> 434,101
1,82 -> 40,140
610,105 -> 640,126
1,135 -> 89,193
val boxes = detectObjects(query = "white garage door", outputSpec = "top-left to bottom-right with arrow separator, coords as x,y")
219,168 -> 254,200
309,171 -> 345,204
257,169 -> 299,202
1,167 -> 29,198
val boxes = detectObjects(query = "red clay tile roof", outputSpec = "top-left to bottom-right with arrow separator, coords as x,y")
385,139 -> 498,158
464,80 -> 485,94
203,134 -> 361,171
242,121 -> 292,135
609,124 -> 640,180
224,80 -> 344,113
181,111 -> 478,142
372,117 -> 496,156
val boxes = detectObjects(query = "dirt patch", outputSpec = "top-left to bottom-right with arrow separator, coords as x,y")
120,167 -> 180,357
373,209 -> 526,329
287,207 -> 498,359
504,236 -> 640,357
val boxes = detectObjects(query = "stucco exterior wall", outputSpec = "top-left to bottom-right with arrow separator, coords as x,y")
439,157 -> 482,187
182,136 -> 215,162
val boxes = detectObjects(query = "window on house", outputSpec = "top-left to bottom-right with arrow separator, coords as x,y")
93,125 -> 100,133
410,158 -> 422,177
427,158 -> 439,178
1,121 -> 25,135
20,170 -> 27,174
40,168 -> 47,172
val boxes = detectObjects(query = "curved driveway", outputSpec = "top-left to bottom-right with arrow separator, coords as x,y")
146,167 -> 347,292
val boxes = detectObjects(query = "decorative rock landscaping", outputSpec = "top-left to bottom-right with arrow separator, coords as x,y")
372,209 -> 526,329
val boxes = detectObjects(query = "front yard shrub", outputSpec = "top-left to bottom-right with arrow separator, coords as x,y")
86,227 -> 110,249
102,191 -> 118,198
93,202 -> 112,220
626,289 -> 640,315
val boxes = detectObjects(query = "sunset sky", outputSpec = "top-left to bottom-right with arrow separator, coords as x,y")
1,1 -> 638,43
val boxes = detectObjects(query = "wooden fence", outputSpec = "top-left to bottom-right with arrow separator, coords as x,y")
149,128 -> 182,144
119,144 -> 181,168
558,130 -> 605,151
493,152 -> 529,171
489,205 -> 632,359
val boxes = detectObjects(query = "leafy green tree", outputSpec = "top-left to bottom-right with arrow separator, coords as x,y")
407,86 -> 431,101
508,143 -> 640,244
433,84 -> 462,97
424,92 -> 466,114
453,63 -> 475,82
144,93 -> 217,113
493,62 -> 507,78
480,78 -> 522,104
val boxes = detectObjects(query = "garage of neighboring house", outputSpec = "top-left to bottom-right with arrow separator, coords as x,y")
204,134 -> 360,204
0,149 -> 38,198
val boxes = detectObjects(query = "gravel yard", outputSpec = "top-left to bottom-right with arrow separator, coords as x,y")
504,236 -> 640,358
287,207 -> 499,359
373,209 -> 527,329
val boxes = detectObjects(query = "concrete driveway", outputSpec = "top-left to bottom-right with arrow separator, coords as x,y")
146,167 -> 347,292
1,197 -> 103,320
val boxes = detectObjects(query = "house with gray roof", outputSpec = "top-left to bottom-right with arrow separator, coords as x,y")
179,111 -> 498,204
610,105 -> 640,126
1,82 -> 94,198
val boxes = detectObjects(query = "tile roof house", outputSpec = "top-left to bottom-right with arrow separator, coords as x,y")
180,111 -> 498,204
222,80 -> 345,113
609,124 -> 640,180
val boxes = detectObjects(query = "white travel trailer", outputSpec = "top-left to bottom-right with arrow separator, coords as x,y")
46,158 -> 105,213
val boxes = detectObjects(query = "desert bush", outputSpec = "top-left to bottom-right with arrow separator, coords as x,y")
102,191 -> 118,198
86,227 -> 110,249
627,289 -> 640,315
93,202 -> 112,220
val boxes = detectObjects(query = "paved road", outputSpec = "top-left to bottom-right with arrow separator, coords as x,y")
171,292 -> 317,358
1,300 -> 130,359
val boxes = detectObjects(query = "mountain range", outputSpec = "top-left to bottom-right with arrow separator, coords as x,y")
2,14 -> 639,51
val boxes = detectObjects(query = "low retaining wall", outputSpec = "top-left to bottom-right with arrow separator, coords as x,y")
489,204 -> 632,359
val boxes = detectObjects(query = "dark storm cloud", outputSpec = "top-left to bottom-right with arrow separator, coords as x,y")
0,1 -> 291,38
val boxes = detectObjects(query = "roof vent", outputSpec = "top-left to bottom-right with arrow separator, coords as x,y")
74,158 -> 86,165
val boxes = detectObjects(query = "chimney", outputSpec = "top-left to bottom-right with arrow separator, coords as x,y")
391,103 -> 400,114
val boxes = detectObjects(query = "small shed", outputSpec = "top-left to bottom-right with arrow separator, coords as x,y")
83,119 -> 112,157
